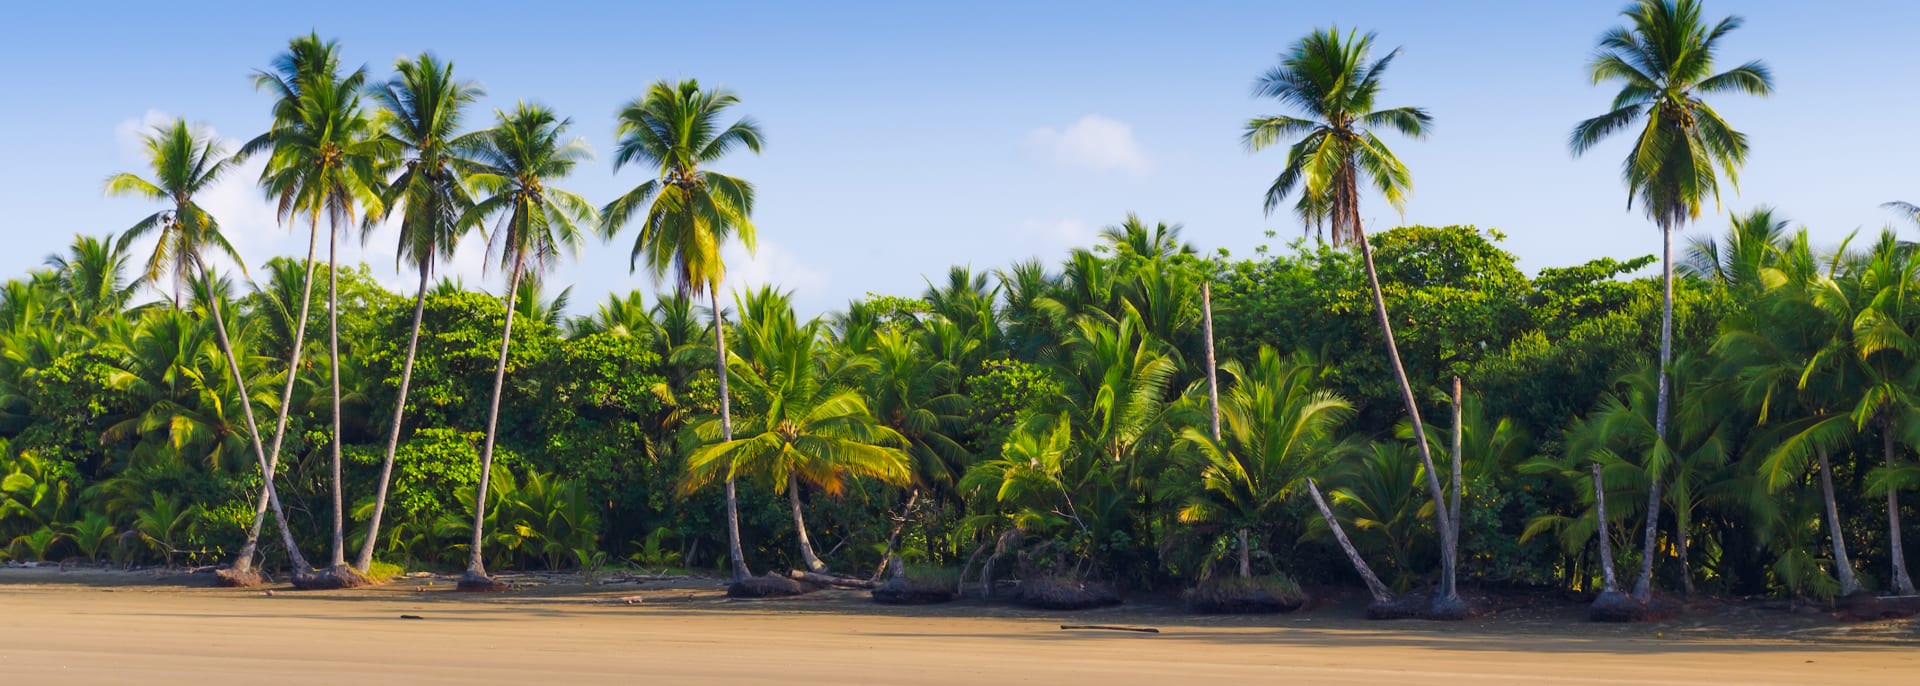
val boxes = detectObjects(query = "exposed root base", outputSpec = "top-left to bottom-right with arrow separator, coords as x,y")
871,578 -> 957,605
291,564 -> 374,591
456,572 -> 509,593
1366,593 -> 1479,621
1013,577 -> 1122,611
213,568 -> 269,588
1186,581 -> 1309,615
1587,590 -> 1676,622
1835,592 -> 1920,622
728,574 -> 812,598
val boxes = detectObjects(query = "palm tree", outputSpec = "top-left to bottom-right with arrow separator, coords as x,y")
457,102 -> 595,589
104,117 -> 316,580
599,78 -> 764,582
686,292 -> 912,573
237,34 -> 391,583
1720,229 -> 1865,596
43,235 -> 138,322
1844,230 -> 1920,595
1177,347 -> 1352,578
1243,28 -> 1457,607
1570,0 -> 1772,602
354,53 -> 482,572
1885,201 -> 1919,229
104,120 -> 232,311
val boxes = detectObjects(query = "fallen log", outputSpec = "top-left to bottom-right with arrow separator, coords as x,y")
1059,625 -> 1159,634
786,569 -> 876,589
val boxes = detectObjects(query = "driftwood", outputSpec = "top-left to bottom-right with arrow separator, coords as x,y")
786,569 -> 875,589
1060,625 -> 1159,634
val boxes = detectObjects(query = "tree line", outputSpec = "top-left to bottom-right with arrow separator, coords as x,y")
3,0 -> 1915,616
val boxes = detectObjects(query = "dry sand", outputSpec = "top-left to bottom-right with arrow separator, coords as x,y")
1,568 -> 1915,685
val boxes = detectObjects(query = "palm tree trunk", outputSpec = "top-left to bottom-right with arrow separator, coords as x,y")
354,266 -> 430,571
711,287 -> 750,582
1885,429 -> 1915,595
463,259 -> 523,587
1443,376 -> 1463,600
787,473 -> 827,573
1202,281 -> 1221,441
1237,528 -> 1252,579
1306,478 -> 1391,604
1633,218 -> 1676,602
200,260 -> 313,575
871,488 -> 919,582
1592,464 -> 1620,594
1818,448 -> 1859,596
235,217 -> 321,574
325,217 -> 345,570
1354,226 -> 1455,601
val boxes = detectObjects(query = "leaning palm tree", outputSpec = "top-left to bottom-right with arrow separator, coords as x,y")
251,34 -> 390,582
104,118 -> 317,582
1243,28 -> 1459,611
231,34 -> 389,585
599,78 -> 764,582
1570,0 -> 1772,604
353,53 -> 482,573
457,102 -> 595,590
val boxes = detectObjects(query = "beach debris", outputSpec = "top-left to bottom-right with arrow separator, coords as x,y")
262,590 -> 275,597
619,596 -> 643,605
1059,625 -> 1159,634
786,569 -> 876,589
400,614 -> 424,620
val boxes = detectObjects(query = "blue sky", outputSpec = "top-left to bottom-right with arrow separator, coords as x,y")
2,1 -> 1916,314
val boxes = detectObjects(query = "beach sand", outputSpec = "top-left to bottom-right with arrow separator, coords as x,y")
1,568 -> 1914,685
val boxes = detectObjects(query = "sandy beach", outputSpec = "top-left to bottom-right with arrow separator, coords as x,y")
0,568 -> 1914,685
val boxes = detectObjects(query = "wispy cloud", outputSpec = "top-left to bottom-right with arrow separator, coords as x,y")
1024,115 -> 1150,175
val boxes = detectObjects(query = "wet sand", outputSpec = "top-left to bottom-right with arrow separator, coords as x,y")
1,568 -> 1914,685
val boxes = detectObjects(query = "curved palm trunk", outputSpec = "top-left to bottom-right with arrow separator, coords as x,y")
787,473 -> 827,573
1443,376 -> 1464,600
1201,281 -> 1221,441
1354,224 -> 1456,602
463,260 -> 524,586
871,488 -> 920,582
711,287 -> 751,582
1236,528 -> 1252,579
325,218 -> 346,569
353,266 -> 431,571
200,261 -> 314,575
1885,429 -> 1915,595
1633,219 -> 1676,602
234,217 -> 322,574
1592,464 -> 1620,594
1818,448 -> 1860,596
1307,478 -> 1391,604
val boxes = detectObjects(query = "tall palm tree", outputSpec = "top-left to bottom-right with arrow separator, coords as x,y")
236,34 -> 391,583
1570,0 -> 1772,602
458,102 -> 595,589
599,78 -> 764,582
104,118 -> 316,579
1243,28 -> 1457,607
354,53 -> 482,572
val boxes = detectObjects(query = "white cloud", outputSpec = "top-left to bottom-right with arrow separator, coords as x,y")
1024,115 -> 1150,175
720,239 -> 830,298
1016,218 -> 1099,253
